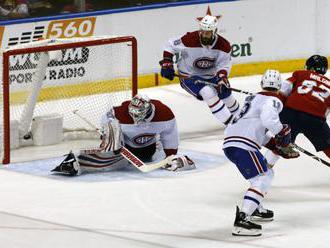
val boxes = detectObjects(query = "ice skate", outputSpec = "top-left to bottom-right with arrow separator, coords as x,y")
251,206 -> 274,221
51,152 -> 79,176
232,206 -> 262,236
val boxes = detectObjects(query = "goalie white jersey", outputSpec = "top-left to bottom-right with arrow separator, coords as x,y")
52,98 -> 189,176
163,31 -> 231,78
223,92 -> 285,151
102,99 -> 179,156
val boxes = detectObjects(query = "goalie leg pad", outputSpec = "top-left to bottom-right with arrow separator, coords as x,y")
100,119 -> 124,152
77,150 -> 128,172
163,155 -> 196,171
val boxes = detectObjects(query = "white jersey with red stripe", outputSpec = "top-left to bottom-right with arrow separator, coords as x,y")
101,99 -> 179,151
163,31 -> 231,78
223,92 -> 284,151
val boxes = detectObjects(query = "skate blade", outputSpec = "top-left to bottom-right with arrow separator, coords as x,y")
232,226 -> 262,236
250,216 -> 274,222
51,170 -> 73,176
72,162 -> 80,172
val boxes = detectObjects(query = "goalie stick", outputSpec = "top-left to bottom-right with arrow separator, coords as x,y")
72,109 -> 174,172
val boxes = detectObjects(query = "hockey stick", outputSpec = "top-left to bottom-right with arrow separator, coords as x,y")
72,109 -> 174,172
291,144 -> 330,167
174,73 -> 253,95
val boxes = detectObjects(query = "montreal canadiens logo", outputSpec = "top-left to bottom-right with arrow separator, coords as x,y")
194,57 -> 215,69
133,134 -> 155,145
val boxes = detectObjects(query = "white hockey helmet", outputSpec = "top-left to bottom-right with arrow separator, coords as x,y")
199,15 -> 218,45
261,69 -> 282,91
199,15 -> 218,34
128,94 -> 153,124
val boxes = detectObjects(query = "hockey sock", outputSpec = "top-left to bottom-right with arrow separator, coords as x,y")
264,150 -> 280,167
200,86 -> 232,124
222,94 -> 240,115
242,187 -> 264,215
206,95 -> 232,124
243,169 -> 274,215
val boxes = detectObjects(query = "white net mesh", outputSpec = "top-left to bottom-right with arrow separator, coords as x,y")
0,36 -> 136,163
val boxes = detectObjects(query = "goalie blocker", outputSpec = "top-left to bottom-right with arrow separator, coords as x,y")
51,95 -> 195,175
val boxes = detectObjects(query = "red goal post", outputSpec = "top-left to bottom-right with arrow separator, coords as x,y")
1,36 -> 138,164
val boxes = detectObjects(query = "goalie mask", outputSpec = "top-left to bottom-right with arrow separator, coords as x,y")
261,69 -> 282,91
129,94 -> 153,124
199,15 -> 218,46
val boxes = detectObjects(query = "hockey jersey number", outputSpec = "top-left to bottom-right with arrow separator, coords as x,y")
232,95 -> 254,124
297,80 -> 330,102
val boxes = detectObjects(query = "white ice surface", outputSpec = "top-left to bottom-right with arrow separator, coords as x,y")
1,73 -> 330,248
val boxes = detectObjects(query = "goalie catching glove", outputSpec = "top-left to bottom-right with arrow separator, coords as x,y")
162,155 -> 196,171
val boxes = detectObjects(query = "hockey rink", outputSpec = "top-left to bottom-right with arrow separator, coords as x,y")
1,73 -> 330,248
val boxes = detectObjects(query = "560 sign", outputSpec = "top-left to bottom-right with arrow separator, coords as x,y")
46,17 -> 96,39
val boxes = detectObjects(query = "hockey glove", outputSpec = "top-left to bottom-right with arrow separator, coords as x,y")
210,73 -> 231,98
265,137 -> 299,159
162,155 -> 196,171
275,145 -> 300,159
210,72 -> 230,87
159,59 -> 175,81
274,124 -> 292,147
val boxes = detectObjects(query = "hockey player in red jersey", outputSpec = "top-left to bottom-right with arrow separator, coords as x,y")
159,15 -> 239,126
51,94 -> 195,176
265,55 -> 330,166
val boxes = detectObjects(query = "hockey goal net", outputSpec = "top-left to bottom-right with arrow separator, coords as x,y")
0,36 -> 137,164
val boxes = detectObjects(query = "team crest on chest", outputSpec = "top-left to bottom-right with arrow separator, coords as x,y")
133,134 -> 155,145
194,57 -> 215,70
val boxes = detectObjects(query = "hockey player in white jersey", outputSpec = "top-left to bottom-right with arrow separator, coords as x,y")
160,15 -> 239,126
51,94 -> 195,176
223,70 -> 299,236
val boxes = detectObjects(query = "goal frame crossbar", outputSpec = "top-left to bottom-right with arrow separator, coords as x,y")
2,36 -> 138,164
